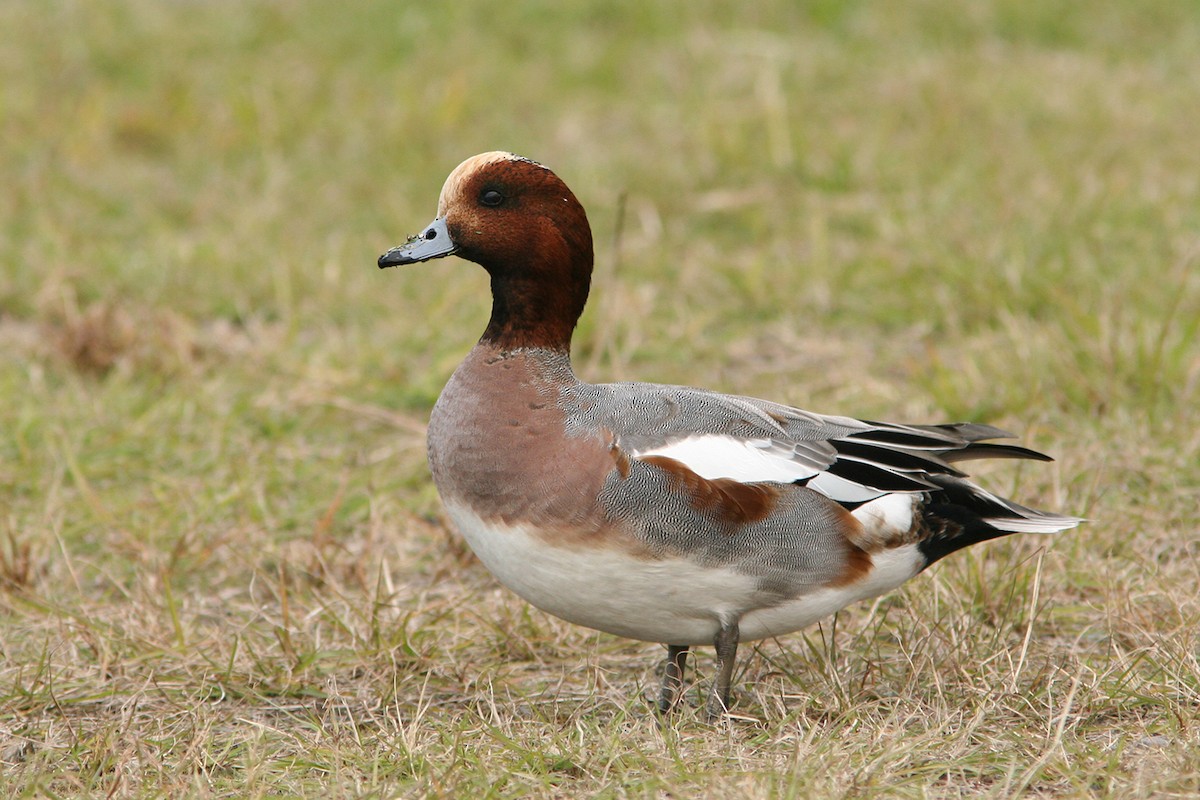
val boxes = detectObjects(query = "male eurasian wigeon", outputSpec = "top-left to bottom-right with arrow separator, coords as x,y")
378,152 -> 1080,719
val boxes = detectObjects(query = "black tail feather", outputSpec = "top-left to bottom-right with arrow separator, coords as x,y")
917,474 -> 1082,567
918,503 -> 1014,566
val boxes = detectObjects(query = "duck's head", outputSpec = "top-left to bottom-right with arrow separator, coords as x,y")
379,152 -> 594,352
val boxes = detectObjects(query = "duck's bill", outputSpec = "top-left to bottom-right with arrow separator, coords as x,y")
378,217 -> 457,268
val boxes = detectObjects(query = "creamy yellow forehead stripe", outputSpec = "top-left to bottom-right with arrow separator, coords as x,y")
436,151 -> 545,216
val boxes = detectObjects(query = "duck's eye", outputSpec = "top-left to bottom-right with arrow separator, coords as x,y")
480,189 -> 505,207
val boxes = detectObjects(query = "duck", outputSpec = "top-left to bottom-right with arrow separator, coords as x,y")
378,151 -> 1081,719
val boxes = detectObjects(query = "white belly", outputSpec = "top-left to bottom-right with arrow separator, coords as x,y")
738,546 -> 925,639
443,501 -> 925,646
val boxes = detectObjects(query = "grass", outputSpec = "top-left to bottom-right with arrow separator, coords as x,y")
2,0 -> 1199,796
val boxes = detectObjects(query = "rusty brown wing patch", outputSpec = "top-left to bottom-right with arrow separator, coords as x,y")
830,505 -> 874,586
639,455 -> 783,527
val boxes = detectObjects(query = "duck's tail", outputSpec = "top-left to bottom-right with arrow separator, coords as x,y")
917,474 -> 1082,566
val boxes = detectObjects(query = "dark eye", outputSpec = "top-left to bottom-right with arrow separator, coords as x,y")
480,189 -> 504,207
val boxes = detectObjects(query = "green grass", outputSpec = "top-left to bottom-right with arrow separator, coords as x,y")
2,0 -> 1199,796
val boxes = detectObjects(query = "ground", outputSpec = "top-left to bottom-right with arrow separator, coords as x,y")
1,1 -> 1198,797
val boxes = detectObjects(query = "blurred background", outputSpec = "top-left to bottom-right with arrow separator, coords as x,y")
5,0 -> 1196,509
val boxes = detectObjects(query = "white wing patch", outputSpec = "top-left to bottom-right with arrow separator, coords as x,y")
633,434 -> 902,503
632,434 -> 901,504
633,435 -> 820,484
806,472 -> 888,504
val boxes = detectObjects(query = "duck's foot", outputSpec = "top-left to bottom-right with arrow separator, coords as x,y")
705,622 -> 740,721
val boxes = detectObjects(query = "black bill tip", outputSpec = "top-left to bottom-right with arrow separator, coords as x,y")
378,247 -> 414,268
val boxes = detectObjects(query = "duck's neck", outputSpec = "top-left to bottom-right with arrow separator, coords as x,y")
479,251 -> 592,353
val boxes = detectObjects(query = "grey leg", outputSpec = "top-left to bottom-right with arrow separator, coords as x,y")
657,644 -> 689,714
706,622 -> 740,720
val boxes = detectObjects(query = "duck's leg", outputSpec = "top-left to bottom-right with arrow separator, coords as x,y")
657,644 -> 689,714
705,622 -> 740,720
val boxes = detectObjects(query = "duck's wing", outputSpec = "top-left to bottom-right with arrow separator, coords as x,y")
583,381 -> 1079,533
